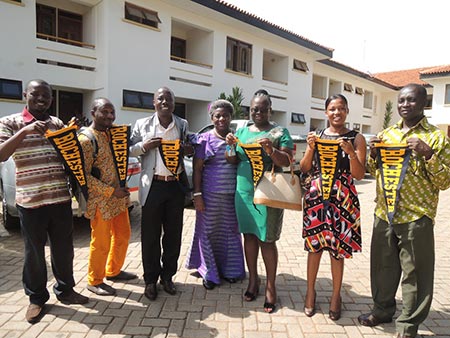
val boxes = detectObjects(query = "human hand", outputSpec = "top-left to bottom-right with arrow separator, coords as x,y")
338,137 -> 356,156
368,136 -> 382,159
112,187 -> 130,198
257,137 -> 274,155
225,133 -> 237,145
67,116 -> 81,128
306,131 -> 317,150
407,137 -> 434,160
24,120 -> 48,135
193,195 -> 205,212
142,137 -> 162,152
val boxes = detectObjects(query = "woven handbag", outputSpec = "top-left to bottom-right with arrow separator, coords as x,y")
253,164 -> 302,211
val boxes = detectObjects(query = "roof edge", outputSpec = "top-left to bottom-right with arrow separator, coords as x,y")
191,0 -> 333,58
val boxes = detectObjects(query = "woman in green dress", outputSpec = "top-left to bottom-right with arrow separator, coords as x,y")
225,90 -> 293,313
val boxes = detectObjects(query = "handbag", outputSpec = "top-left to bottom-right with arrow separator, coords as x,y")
253,164 -> 302,211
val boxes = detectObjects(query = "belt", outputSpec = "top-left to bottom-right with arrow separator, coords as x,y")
153,174 -> 178,182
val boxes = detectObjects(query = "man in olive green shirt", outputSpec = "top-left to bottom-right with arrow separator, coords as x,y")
358,84 -> 450,338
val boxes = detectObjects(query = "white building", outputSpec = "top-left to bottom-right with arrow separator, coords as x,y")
0,0 -> 439,136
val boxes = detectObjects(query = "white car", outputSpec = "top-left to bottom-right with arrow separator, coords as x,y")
0,157 -> 141,230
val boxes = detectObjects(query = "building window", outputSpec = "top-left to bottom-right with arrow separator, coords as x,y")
355,87 -> 364,95
425,94 -> 433,109
311,74 -> 327,99
344,83 -> 353,92
345,122 -> 350,129
0,78 -> 22,100
123,90 -> 154,109
36,4 -> 82,45
226,37 -> 252,75
174,103 -> 186,119
293,59 -> 308,72
171,37 -> 186,61
125,2 -> 161,29
445,84 -> 450,105
363,90 -> 373,109
353,123 -> 361,131
291,112 -> 306,124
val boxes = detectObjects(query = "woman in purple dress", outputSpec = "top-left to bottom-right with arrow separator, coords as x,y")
186,100 -> 245,289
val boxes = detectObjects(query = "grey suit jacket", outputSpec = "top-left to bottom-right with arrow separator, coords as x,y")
129,113 -> 189,205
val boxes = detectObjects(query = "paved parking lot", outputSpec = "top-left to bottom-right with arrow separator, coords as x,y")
1,175 -> 450,338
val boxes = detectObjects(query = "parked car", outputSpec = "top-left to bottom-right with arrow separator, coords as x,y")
0,156 -> 141,230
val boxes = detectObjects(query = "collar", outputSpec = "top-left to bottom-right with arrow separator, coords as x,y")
22,107 -> 51,123
394,116 -> 431,132
155,114 -> 175,129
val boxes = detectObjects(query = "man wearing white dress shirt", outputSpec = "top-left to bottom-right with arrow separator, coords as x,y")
129,87 -> 190,300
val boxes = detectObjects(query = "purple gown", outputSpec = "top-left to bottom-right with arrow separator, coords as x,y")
185,130 -> 245,284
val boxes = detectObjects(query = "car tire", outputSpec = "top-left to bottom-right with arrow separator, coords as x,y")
2,194 -> 19,230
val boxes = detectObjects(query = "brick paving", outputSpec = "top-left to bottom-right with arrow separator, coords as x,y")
1,176 -> 450,337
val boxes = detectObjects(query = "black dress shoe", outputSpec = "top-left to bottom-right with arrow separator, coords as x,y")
358,313 -> 392,327
144,283 -> 157,300
223,277 -> 238,283
106,271 -> 138,281
56,289 -> 89,305
160,279 -> 177,295
202,279 -> 216,290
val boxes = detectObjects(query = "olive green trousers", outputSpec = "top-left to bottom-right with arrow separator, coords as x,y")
370,216 -> 434,337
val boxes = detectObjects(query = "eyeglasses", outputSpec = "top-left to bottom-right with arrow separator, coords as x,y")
250,107 -> 270,114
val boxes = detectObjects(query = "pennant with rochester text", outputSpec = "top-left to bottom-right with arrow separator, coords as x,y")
159,139 -> 182,179
315,139 -> 341,201
375,143 -> 411,224
109,125 -> 130,188
46,125 -> 89,200
240,143 -> 264,188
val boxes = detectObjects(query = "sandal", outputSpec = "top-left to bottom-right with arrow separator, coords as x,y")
329,296 -> 342,321
304,291 -> 316,317
263,300 -> 277,314
244,279 -> 260,302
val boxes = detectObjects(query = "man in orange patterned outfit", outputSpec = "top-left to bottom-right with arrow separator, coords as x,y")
79,97 -> 137,296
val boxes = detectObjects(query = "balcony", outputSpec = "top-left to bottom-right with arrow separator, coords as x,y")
169,19 -> 213,87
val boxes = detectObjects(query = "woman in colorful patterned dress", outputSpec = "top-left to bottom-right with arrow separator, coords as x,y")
300,94 -> 366,320
225,90 -> 293,313
186,100 -> 245,290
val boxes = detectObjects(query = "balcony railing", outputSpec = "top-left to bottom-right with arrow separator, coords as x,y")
170,55 -> 212,69
36,33 -> 95,49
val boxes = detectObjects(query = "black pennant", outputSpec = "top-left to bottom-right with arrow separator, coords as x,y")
46,126 -> 89,200
109,125 -> 130,188
375,143 -> 411,224
158,139 -> 181,178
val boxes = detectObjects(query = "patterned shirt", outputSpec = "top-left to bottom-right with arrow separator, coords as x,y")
79,127 -> 129,220
0,108 -> 71,208
368,117 -> 450,223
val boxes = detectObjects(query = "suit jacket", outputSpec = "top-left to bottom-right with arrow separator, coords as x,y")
129,113 -> 189,205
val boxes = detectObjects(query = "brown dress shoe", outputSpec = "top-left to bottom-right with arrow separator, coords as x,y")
56,289 -> 89,305
144,283 -> 157,300
160,279 -> 177,295
358,313 -> 392,326
26,303 -> 44,324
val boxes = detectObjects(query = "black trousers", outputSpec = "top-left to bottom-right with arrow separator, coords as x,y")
17,202 -> 75,305
141,180 -> 185,284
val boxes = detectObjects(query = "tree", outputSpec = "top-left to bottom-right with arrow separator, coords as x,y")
218,86 -> 245,119
383,100 -> 393,129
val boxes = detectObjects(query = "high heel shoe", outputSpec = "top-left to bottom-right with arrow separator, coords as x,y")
329,296 -> 342,321
244,278 -> 260,302
304,291 -> 316,317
